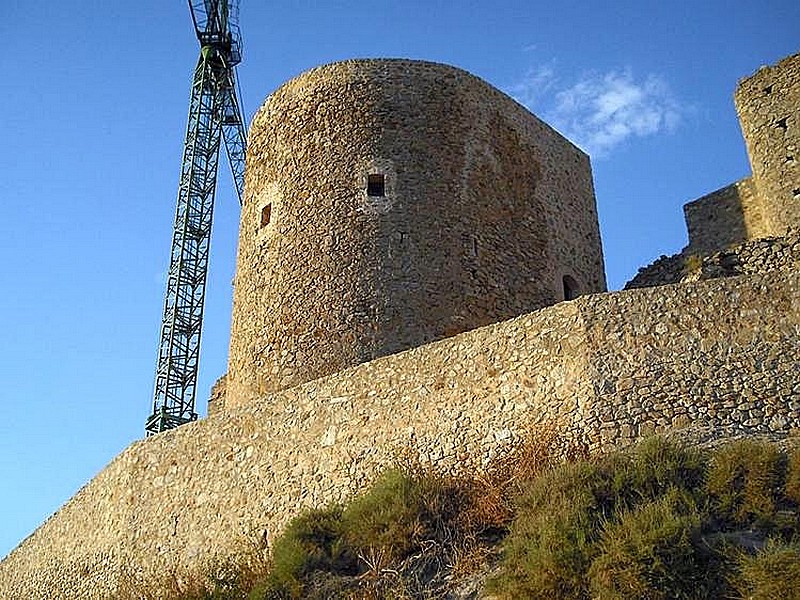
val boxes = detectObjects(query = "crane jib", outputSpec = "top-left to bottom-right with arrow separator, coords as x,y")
188,0 -> 240,37
146,0 -> 246,435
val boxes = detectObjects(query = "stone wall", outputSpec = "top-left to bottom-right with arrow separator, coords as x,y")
226,59 -> 606,408
2,268 -> 798,599
735,51 -> 800,235
625,230 -> 800,289
581,271 -> 799,444
683,177 -> 766,253
207,374 -> 227,416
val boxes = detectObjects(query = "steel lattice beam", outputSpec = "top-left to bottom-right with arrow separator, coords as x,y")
146,1 -> 245,435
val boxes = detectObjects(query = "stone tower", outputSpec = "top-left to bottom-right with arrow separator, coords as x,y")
684,52 -> 799,253
735,52 -> 800,235
225,59 -> 607,408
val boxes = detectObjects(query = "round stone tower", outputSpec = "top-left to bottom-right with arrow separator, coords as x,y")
225,59 -> 606,407
735,51 -> 800,235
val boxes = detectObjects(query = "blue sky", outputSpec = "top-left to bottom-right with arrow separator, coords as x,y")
0,1 -> 797,557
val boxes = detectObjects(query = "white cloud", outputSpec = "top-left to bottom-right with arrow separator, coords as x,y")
508,63 -> 557,108
510,67 -> 681,158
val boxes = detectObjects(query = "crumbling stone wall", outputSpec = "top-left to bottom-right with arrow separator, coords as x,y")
2,269 -> 798,599
226,59 -> 606,407
626,230 -> 800,289
207,374 -> 227,416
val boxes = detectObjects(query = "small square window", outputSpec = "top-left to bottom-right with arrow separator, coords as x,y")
367,174 -> 385,197
260,204 -> 272,227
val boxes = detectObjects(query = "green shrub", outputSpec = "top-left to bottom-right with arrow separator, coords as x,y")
489,438 -> 708,599
705,439 -> 785,527
558,437 -> 707,520
342,469 -> 441,565
253,469 -> 471,598
622,437 -> 707,502
732,540 -> 800,600
785,447 -> 800,505
588,488 -> 704,600
257,506 -> 355,599
684,253 -> 702,273
488,459 -> 609,598
492,501 -> 595,598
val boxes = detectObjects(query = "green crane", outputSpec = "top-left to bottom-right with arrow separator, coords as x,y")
146,0 -> 246,435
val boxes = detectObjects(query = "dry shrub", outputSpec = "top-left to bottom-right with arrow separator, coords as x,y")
785,446 -> 800,505
732,540 -> 800,600
705,439 -> 786,527
461,422 -> 574,532
254,424 -> 570,598
588,488 -> 704,600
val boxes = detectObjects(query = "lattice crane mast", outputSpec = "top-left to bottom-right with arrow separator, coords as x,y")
146,0 -> 247,435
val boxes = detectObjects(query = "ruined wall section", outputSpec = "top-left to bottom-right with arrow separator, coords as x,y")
2,270 -> 798,599
683,177 -> 766,253
736,52 -> 800,234
226,59 -> 606,407
626,230 -> 800,289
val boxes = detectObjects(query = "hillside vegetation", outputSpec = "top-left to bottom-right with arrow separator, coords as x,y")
173,435 -> 800,600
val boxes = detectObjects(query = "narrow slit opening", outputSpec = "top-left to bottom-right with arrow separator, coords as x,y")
260,204 -> 272,228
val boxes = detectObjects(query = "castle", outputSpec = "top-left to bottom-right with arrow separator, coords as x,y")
0,53 -> 797,598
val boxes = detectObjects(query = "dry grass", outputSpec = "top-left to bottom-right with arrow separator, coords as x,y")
248,422 -> 570,599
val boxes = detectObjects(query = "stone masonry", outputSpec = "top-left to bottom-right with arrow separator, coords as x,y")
735,52 -> 800,235
625,229 -> 800,289
226,59 -> 606,407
